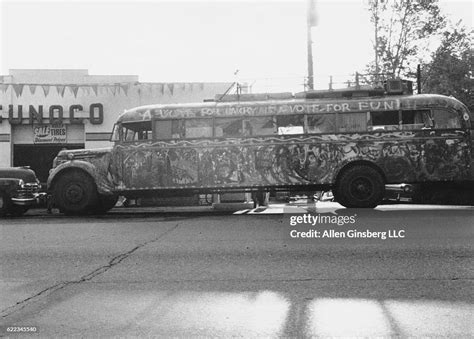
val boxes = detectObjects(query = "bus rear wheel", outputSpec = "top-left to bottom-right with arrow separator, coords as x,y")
54,170 -> 99,215
335,165 -> 385,208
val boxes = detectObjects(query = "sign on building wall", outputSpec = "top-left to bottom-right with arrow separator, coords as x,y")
33,124 -> 67,144
0,103 -> 104,125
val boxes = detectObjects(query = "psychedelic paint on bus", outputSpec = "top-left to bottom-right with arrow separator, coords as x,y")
109,129 -> 471,191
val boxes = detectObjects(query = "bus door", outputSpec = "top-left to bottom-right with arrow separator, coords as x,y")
153,119 -> 201,188
116,121 -> 156,190
431,108 -> 472,179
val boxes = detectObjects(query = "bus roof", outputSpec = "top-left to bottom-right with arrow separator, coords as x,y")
117,93 -> 470,123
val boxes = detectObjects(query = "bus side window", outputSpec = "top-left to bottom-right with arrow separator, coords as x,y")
154,120 -> 185,139
368,111 -> 399,131
123,128 -> 135,142
401,110 -> 432,130
338,112 -> 367,132
276,115 -> 304,135
124,121 -> 152,141
171,120 -> 185,138
251,116 -> 276,135
153,120 -> 173,139
111,124 -> 122,142
307,114 -> 336,134
432,109 -> 461,129
215,118 -> 246,137
242,120 -> 252,136
185,119 -> 213,138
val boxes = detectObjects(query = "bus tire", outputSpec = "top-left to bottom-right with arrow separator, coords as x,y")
53,170 -> 99,215
335,165 -> 385,208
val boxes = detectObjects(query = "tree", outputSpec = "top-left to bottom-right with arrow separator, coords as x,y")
366,0 -> 446,79
422,25 -> 473,110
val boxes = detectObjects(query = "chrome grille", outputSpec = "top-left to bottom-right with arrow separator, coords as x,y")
17,182 -> 41,196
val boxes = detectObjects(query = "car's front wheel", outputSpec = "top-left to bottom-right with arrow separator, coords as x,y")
9,205 -> 29,217
0,191 -> 8,217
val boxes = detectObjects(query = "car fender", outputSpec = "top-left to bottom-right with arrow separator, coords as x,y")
0,178 -> 21,196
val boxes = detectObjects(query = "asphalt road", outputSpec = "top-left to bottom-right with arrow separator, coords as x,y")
1,202 -> 473,337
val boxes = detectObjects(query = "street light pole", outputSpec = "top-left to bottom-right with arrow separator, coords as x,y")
307,20 -> 314,90
306,0 -> 316,90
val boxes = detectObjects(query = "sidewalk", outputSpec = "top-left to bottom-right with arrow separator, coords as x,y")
25,202 -> 254,216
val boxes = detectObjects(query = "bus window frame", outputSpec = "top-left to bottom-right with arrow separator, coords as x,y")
367,110 -> 400,131
110,123 -> 121,142
275,114 -> 305,135
431,107 -> 463,130
214,117 -> 250,138
400,109 -> 433,130
336,111 -> 368,133
152,118 -> 186,141
177,117 -> 214,139
120,120 -> 153,143
306,113 -> 338,134
245,115 -> 277,137
366,109 -> 434,132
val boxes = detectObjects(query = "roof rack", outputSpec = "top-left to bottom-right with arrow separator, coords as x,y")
206,78 -> 414,103
296,79 -> 413,99
295,87 -> 385,99
213,92 -> 294,102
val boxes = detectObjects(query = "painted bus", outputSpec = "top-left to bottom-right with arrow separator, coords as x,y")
47,80 -> 473,213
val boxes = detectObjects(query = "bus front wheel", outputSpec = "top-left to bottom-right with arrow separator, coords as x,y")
53,170 -> 99,215
335,165 -> 385,208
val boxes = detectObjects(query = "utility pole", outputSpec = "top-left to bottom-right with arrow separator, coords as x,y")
373,0 -> 380,83
306,0 -> 316,90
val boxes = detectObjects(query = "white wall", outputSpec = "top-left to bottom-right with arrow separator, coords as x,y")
0,70 -> 232,168
85,140 -> 113,149
0,141 -> 11,166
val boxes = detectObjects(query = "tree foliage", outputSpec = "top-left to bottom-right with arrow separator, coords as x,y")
367,0 -> 446,79
422,25 -> 473,110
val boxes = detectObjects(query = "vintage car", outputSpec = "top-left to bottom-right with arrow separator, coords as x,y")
0,167 -> 43,216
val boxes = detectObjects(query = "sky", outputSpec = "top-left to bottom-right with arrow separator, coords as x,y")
0,0 -> 472,92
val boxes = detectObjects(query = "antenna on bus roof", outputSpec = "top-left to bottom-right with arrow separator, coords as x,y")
215,82 -> 238,102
